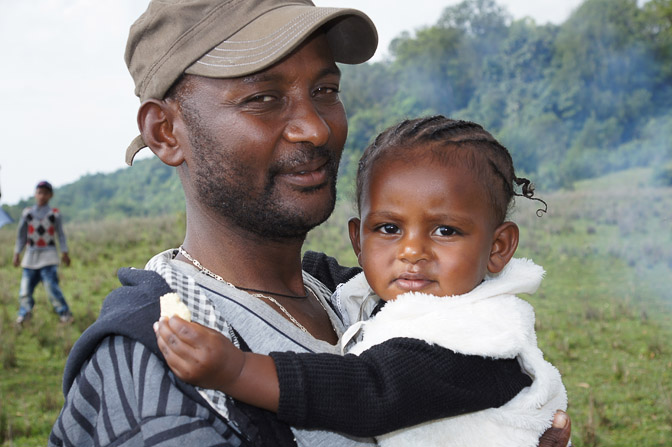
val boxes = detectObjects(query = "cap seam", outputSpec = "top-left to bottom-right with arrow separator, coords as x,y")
194,10 -> 339,67
139,0 -> 244,98
209,8 -> 337,48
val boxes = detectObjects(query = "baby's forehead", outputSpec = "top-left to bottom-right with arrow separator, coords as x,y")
366,148 -> 502,208
377,143 -> 487,175
366,155 -> 489,200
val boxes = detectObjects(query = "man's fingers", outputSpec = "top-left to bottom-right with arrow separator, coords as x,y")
539,410 -> 571,447
552,410 -> 570,430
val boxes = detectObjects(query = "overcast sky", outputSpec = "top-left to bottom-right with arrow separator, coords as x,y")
0,0 -> 583,205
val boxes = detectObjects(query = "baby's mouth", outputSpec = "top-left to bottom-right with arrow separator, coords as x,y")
393,273 -> 433,292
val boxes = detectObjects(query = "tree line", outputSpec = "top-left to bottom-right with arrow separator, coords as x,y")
3,0 -> 670,222
338,0 -> 672,193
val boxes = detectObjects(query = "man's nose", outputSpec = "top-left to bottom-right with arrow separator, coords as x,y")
283,98 -> 330,147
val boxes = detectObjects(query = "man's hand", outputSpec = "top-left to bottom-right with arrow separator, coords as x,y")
12,253 -> 20,267
61,252 -> 71,267
539,410 -> 571,447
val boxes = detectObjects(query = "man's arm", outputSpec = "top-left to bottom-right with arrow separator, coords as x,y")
50,335 -> 246,447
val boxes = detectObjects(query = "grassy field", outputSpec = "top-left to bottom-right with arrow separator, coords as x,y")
1,168 -> 671,446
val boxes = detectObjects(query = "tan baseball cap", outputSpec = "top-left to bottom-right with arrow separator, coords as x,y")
125,0 -> 378,165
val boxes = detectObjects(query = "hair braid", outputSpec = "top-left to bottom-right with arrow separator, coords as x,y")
356,115 -> 547,221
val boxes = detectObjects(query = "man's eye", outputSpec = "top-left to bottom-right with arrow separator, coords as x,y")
377,224 -> 399,234
248,94 -> 275,103
434,226 -> 458,237
314,86 -> 340,96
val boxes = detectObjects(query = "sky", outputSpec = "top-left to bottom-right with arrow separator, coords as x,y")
0,0 -> 583,205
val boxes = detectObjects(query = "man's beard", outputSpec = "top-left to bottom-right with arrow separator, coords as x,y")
185,114 -> 339,240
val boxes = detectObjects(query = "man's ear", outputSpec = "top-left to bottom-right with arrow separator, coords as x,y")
137,99 -> 185,167
348,217 -> 363,266
487,221 -> 519,274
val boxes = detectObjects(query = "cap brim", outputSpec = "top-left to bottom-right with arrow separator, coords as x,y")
126,135 -> 147,166
185,5 -> 377,78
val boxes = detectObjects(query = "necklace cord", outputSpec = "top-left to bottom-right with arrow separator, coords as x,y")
177,246 -> 334,335
178,246 -> 308,299
236,285 -> 308,300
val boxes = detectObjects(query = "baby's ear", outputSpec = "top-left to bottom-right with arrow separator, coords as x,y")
487,221 -> 519,274
348,217 -> 363,266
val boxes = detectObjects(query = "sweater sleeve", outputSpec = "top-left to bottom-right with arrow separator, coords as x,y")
50,335 -> 245,447
14,210 -> 28,254
270,337 -> 531,437
54,210 -> 68,253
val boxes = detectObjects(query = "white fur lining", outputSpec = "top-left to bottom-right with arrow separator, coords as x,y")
340,258 -> 567,447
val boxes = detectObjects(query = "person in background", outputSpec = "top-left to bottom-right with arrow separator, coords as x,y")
50,1 -> 571,445
0,165 -> 14,229
156,116 -> 569,446
13,180 -> 73,325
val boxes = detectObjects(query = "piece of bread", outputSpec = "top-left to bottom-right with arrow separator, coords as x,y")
159,293 -> 191,321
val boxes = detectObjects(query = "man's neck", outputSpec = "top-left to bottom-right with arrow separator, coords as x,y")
181,211 -> 308,298
180,205 -> 339,344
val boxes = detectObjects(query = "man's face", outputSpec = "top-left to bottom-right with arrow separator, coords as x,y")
176,33 -> 347,240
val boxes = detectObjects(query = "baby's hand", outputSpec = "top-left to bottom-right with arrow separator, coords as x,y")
154,317 -> 245,390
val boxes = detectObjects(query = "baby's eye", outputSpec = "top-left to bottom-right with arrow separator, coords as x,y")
433,226 -> 458,237
377,224 -> 400,234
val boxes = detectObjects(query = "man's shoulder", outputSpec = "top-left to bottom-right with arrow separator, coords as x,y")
62,266 -> 172,393
301,250 -> 361,293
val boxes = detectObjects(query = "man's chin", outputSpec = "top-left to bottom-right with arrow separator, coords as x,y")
260,198 -> 335,240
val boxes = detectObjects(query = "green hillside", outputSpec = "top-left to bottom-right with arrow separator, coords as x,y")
1,168 -> 671,446
2,0 -> 670,223
2,157 -> 185,223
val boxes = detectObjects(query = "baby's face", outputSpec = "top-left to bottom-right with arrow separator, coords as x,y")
350,158 -> 500,301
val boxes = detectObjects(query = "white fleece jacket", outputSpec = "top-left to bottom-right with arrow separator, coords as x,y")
337,258 -> 567,447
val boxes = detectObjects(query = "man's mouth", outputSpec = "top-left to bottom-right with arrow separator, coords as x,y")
278,158 -> 330,188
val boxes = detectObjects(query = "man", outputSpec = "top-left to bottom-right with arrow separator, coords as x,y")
50,1 -> 571,446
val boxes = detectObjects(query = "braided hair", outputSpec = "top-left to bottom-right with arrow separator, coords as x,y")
355,115 -> 547,223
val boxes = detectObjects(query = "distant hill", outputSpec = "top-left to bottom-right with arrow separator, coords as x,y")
2,157 -> 185,223
3,0 -> 671,223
